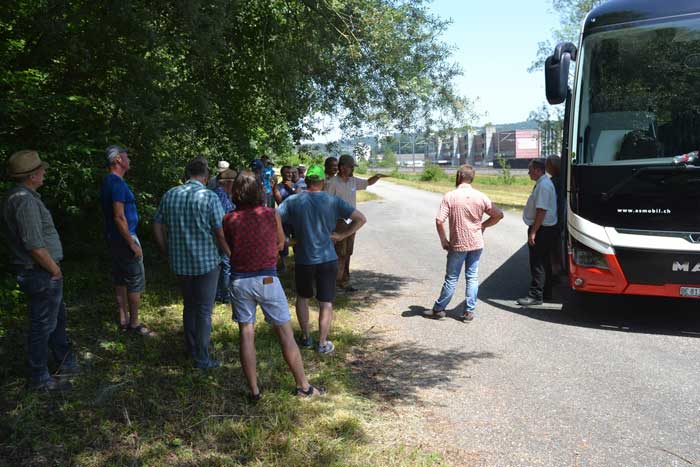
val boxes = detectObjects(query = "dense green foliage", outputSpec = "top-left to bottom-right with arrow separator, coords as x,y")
0,0 -> 462,212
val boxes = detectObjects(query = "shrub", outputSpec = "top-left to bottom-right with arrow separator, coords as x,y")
496,154 -> 515,185
420,162 -> 446,181
355,160 -> 368,174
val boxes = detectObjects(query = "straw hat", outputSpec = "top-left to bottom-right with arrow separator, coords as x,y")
7,150 -> 48,178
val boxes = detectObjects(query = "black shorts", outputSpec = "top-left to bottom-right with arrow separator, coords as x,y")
109,237 -> 146,293
295,260 -> 338,303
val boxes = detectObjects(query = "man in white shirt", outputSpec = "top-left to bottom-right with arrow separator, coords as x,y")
325,154 -> 384,291
517,159 -> 558,306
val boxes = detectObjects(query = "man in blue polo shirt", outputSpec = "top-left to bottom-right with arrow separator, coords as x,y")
100,145 -> 154,336
277,165 -> 366,354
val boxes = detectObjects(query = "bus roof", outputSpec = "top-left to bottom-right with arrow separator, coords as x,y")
585,0 -> 700,33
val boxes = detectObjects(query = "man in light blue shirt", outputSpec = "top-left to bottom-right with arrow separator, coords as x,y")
153,157 -> 230,369
277,165 -> 366,354
517,159 -> 558,307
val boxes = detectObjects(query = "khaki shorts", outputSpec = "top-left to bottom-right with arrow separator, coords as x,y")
334,220 -> 355,257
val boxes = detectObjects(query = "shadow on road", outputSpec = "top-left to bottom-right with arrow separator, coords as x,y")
348,340 -> 497,403
479,244 -> 700,338
342,269 -> 413,310
401,304 -> 469,323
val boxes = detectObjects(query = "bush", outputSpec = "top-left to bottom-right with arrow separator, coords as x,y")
420,162 -> 447,181
355,160 -> 368,174
379,149 -> 397,168
496,154 -> 515,185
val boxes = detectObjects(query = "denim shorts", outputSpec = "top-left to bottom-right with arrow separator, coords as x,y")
230,275 -> 291,325
109,236 -> 145,293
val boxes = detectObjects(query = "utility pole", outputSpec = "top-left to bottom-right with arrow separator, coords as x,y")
411,132 -> 416,173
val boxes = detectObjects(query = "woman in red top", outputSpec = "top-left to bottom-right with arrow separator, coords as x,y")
223,170 -> 323,400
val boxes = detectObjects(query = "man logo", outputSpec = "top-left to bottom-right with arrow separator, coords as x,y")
672,261 -> 700,272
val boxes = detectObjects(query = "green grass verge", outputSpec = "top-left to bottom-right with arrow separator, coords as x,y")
356,190 -> 380,203
0,244 -> 449,467
377,172 -> 531,209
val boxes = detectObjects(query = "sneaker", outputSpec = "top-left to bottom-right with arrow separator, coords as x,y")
29,377 -> 72,392
423,308 -> 446,319
317,341 -> 335,354
299,334 -> 314,349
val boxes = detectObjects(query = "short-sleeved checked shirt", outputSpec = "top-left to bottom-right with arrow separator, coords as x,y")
2,185 -> 63,267
154,180 -> 225,276
436,183 -> 496,252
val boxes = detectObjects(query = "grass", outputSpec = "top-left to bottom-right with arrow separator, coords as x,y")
378,172 -> 532,208
356,190 -> 380,203
0,241 -> 449,467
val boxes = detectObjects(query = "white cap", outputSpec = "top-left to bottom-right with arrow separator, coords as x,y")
217,160 -> 230,173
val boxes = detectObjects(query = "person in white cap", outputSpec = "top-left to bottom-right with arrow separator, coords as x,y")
207,160 -> 231,190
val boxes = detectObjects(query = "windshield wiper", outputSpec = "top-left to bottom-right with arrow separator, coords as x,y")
601,151 -> 700,201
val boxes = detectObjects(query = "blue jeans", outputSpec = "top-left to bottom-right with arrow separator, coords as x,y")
433,249 -> 483,313
178,267 -> 219,368
215,256 -> 232,302
15,268 -> 75,384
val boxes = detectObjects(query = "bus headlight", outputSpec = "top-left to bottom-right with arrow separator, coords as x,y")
572,240 -> 609,269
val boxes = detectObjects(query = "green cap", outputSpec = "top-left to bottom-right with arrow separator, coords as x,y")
306,164 -> 325,181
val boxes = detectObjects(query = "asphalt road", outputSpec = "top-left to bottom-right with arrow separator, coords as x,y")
350,181 -> 700,467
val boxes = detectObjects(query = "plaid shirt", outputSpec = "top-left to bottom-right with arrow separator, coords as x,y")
2,185 -> 63,267
154,180 -> 225,276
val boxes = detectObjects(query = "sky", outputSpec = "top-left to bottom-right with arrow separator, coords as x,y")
310,0 -> 561,143
431,0 -> 560,126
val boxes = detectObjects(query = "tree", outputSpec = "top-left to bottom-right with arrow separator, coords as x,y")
529,0 -> 606,72
0,0 -> 467,220
529,103 -> 564,157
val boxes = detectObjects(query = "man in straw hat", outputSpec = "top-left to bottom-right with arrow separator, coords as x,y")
2,150 -> 79,391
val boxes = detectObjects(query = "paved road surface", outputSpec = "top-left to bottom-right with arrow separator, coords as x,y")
350,181 -> 700,467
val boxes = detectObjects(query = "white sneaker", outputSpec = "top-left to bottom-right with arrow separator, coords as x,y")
317,341 -> 335,354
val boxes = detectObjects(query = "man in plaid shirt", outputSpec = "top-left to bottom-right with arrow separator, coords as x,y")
153,157 -> 231,369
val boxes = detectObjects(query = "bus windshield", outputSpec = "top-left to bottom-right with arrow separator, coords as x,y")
576,16 -> 700,166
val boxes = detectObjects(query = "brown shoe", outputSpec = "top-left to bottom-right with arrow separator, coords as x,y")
462,311 -> 475,322
423,308 -> 446,319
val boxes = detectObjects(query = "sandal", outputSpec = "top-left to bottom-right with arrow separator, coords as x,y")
295,384 -> 326,398
119,322 -> 129,332
127,323 -> 156,337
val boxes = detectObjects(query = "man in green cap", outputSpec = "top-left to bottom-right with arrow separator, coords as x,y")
277,164 -> 367,354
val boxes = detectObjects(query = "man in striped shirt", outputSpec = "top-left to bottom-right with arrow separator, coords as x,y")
153,157 -> 231,369
425,165 -> 504,322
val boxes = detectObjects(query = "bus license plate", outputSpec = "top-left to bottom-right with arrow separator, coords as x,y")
680,287 -> 700,297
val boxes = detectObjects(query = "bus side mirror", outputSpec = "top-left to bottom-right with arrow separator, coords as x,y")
545,42 -> 577,105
